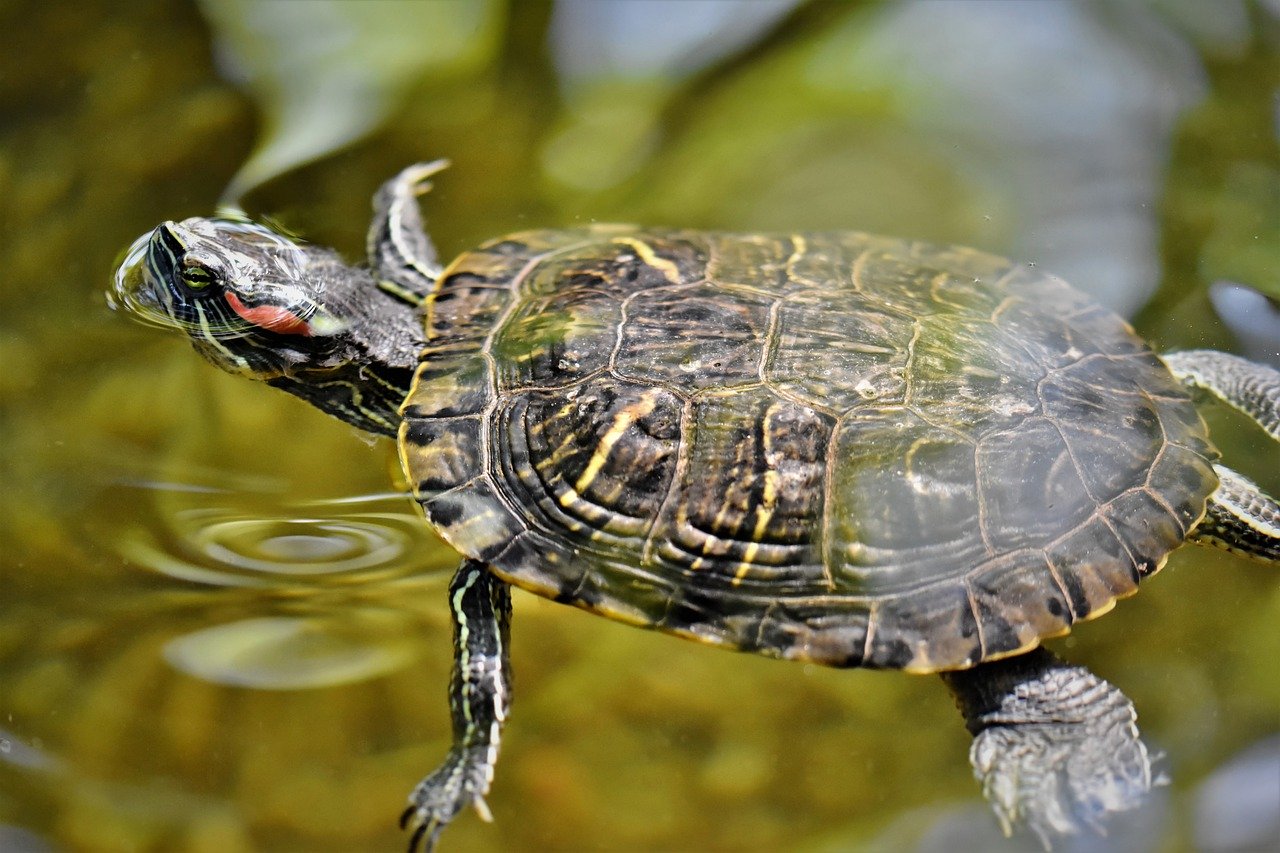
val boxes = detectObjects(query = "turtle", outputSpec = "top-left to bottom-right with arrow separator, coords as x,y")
110,161 -> 1280,851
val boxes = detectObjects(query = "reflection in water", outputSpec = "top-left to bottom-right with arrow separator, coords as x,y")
0,728 -> 59,774
163,615 -> 417,689
2,481 -> 452,851
104,486 -> 442,686
1210,281 -> 1280,367
1193,735 -> 1280,852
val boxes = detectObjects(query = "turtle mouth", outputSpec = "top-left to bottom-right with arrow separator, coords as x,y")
108,228 -> 171,328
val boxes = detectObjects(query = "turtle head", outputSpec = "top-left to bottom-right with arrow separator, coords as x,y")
112,218 -> 346,346
111,217 -> 423,436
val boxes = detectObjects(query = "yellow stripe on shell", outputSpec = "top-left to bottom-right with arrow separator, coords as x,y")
612,237 -> 681,283
568,393 -> 659,499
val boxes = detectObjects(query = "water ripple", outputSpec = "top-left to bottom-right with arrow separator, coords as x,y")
114,492 -> 442,588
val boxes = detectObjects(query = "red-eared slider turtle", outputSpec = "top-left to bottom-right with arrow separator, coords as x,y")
111,162 -> 1280,850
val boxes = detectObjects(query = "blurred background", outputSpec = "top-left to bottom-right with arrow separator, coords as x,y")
1,1 -> 1277,850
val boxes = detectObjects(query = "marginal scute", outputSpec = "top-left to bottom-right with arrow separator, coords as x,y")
426,275 -> 511,355
704,233 -> 794,292
902,238 -> 1013,285
402,355 -> 491,419
744,599 -> 871,666
1045,517 -> 1139,618
1104,489 -> 1186,575
969,552 -> 1074,654
402,416 -> 483,495
869,583 -> 981,671
774,604 -> 869,667
423,477 -> 525,563
1146,443 -> 1218,531
1050,304 -> 1148,358
399,227 -> 1218,672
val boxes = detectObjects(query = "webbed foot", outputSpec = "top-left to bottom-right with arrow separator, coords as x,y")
943,648 -> 1153,848
401,745 -> 497,853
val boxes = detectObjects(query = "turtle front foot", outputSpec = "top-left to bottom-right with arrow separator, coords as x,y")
401,746 -> 496,853
943,648 -> 1154,848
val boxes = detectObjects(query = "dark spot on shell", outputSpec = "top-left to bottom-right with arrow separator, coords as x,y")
428,497 -> 465,529
980,617 -> 1021,658
404,421 -> 437,445
416,475 -> 454,493
873,638 -> 914,670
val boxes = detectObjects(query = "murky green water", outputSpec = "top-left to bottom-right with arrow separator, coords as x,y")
3,2 -> 1278,851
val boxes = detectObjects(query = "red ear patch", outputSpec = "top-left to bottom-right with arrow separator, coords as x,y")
224,291 -> 311,336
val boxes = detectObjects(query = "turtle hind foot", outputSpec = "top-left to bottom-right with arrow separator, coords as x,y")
969,711 -> 1154,849
401,746 -> 496,853
1192,464 -> 1280,563
943,648 -> 1154,849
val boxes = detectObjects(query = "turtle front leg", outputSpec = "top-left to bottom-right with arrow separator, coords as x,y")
403,560 -> 513,853
368,160 -> 451,305
1161,350 -> 1280,562
940,648 -> 1153,847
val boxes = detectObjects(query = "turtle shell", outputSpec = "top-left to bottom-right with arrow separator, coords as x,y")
397,228 -> 1218,673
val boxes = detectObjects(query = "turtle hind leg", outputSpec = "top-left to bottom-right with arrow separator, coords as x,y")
403,560 -> 513,853
1191,464 -> 1280,562
1161,350 -> 1280,562
940,648 -> 1154,847
1161,349 -> 1279,440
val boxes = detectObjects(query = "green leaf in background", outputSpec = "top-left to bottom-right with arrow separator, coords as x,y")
199,0 -> 501,204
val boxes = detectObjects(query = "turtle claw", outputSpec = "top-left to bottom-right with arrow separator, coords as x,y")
401,746 -> 495,853
472,794 -> 494,823
403,814 -> 436,853
400,803 -> 449,853
407,158 -> 451,189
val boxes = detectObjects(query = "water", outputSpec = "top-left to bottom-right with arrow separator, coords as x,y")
3,2 -> 1278,851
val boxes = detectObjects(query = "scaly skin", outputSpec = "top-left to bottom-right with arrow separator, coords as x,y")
942,649 -> 1152,848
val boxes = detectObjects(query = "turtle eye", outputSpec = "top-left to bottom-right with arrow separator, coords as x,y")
180,260 -> 217,290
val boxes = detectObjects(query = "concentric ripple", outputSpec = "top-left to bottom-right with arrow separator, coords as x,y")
114,490 -> 449,588
185,512 -> 412,576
